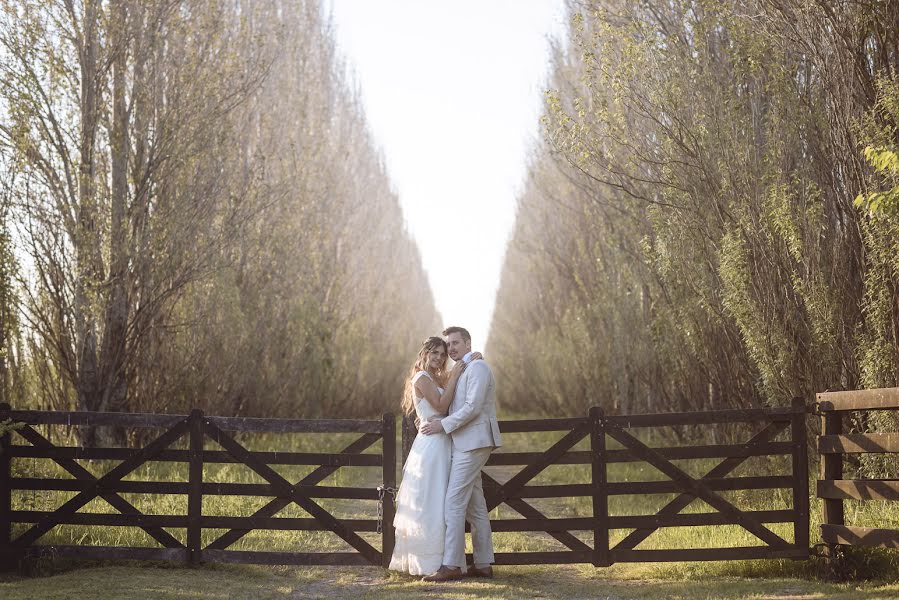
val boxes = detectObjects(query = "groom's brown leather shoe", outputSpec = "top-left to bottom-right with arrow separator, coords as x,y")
466,565 -> 494,578
422,566 -> 464,582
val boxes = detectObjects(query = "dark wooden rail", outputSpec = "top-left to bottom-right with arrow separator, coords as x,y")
817,388 -> 899,554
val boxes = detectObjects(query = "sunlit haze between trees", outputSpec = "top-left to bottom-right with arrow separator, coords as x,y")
329,0 -> 567,347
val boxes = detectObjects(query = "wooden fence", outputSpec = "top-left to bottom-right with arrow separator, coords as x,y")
407,399 -> 810,566
0,403 -> 395,568
817,388 -> 899,552
1,401 -> 811,569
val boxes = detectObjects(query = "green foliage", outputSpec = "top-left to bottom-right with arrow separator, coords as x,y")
856,76 -> 899,392
856,77 -> 899,216
490,0 -> 898,420
0,169 -> 21,408
0,1 -> 439,419
855,146 -> 899,215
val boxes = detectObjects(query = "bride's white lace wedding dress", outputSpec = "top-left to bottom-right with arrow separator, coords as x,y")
388,371 -> 452,575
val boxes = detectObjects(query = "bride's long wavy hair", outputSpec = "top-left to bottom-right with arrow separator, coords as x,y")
401,336 -> 449,417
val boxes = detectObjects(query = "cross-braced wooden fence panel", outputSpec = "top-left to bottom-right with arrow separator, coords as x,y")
466,402 -> 810,567
0,404 -> 394,569
480,415 -> 596,565
599,398 -> 810,564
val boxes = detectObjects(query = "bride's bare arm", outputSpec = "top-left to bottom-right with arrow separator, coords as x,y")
414,376 -> 440,409
415,353 -> 484,416
434,363 -> 464,413
415,366 -> 461,414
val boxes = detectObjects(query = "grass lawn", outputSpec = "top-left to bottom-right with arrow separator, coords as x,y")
3,563 -> 899,599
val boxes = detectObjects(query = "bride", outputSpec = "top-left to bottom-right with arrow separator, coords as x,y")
389,336 -> 481,575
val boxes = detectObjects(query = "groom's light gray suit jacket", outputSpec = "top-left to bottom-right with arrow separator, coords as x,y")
440,360 -> 502,451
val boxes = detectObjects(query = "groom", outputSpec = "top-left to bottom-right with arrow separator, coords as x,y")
419,326 -> 502,582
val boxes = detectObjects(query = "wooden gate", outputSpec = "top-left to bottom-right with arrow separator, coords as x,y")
0,404 -> 395,568
597,399 -> 809,564
402,399 -> 811,566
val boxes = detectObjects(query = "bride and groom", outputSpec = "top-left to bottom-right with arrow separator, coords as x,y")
388,326 -> 502,581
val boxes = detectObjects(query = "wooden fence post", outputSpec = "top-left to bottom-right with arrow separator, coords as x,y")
381,412 -> 396,568
820,403 -> 843,566
589,406 -> 610,567
790,397 -> 810,556
0,402 -> 11,571
187,409 -> 204,566
401,413 -> 416,466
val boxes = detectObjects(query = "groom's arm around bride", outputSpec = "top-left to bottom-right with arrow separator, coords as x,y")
438,359 -> 501,449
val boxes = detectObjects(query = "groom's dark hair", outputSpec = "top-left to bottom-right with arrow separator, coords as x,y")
442,326 -> 471,344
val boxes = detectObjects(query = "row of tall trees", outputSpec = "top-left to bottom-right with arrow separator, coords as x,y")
0,0 -> 440,428
488,0 -> 899,418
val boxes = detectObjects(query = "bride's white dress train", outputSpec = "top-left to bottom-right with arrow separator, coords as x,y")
388,371 -> 452,575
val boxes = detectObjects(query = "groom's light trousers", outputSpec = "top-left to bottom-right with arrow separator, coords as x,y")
443,446 -> 494,569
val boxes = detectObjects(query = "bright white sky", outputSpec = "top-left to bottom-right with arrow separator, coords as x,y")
328,0 -> 568,348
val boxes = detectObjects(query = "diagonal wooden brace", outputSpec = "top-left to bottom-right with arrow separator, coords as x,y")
14,425 -> 185,549
13,419 -> 189,548
605,422 -> 790,549
205,432 -> 380,551
486,423 -> 590,512
614,420 -> 789,551
482,471 -> 592,553
203,420 -> 381,565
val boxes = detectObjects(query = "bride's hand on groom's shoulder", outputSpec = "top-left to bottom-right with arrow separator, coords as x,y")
454,352 -> 484,374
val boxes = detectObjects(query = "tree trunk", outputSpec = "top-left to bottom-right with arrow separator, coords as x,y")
74,0 -> 102,426
100,0 -> 131,427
